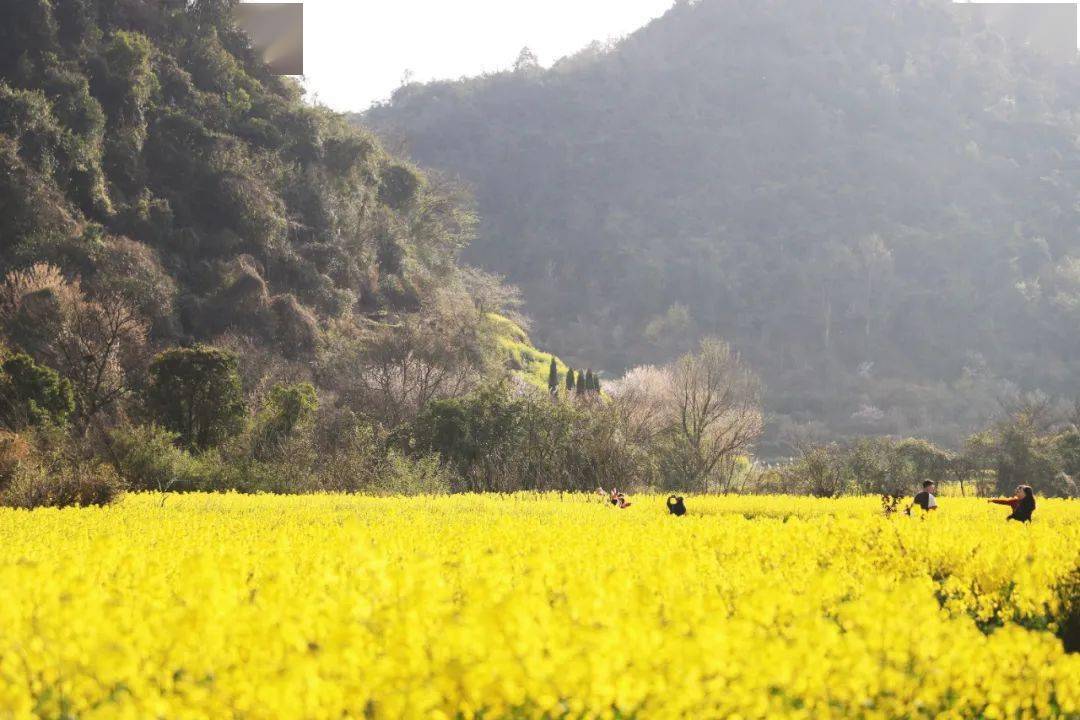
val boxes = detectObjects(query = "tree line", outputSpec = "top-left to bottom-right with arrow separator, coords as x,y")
548,359 -> 601,397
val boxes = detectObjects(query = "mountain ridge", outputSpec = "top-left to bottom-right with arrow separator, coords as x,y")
362,0 -> 1080,450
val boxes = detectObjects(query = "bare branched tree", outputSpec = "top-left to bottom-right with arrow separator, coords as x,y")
665,338 -> 763,492
605,364 -> 673,446
52,292 -> 148,430
608,338 -> 763,493
0,265 -> 148,433
318,286 -> 492,430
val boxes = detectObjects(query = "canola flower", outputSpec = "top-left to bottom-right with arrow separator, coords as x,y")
0,493 -> 1078,719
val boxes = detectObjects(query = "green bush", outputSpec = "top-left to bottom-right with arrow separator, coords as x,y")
778,437 -> 956,498
370,451 -> 452,496
413,384 -> 649,492
0,352 -> 74,431
1,456 -> 124,508
259,382 -> 318,444
109,424 -> 200,492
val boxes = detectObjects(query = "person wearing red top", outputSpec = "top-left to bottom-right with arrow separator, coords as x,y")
989,485 -> 1036,522
596,486 -> 631,508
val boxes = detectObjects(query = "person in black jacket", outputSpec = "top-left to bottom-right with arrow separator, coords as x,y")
667,495 -> 686,516
990,485 -> 1036,522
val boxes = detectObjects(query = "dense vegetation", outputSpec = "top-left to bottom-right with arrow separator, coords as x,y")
364,0 -> 1080,452
0,0 -> 775,505
0,0 -> 1077,504
0,0 -> 576,503
765,397 -> 1080,499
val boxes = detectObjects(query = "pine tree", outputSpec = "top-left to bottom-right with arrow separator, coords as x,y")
576,369 -> 586,394
547,357 -> 559,394
565,368 -> 575,393
593,372 -> 602,394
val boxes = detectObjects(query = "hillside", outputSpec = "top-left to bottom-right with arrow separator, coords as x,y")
0,0 -> 564,397
364,0 -> 1080,451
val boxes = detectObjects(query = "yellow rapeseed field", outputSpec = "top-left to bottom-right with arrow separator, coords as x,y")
1,493 -> 1078,719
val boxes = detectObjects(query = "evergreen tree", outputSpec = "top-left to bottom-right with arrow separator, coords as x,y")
547,357 -> 559,394
147,345 -> 245,451
0,353 -> 74,431
565,368 -> 575,393
576,368 -> 586,395
593,373 -> 602,394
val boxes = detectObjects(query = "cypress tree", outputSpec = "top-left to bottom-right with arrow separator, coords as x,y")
547,357 -> 559,394
576,368 -> 586,394
593,373 -> 602,394
565,368 -> 575,393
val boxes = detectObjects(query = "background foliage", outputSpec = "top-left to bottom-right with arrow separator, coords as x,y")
365,0 -> 1080,452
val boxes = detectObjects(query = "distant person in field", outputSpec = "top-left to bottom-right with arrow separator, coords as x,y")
597,486 -> 631,508
989,485 -> 1036,522
667,495 -> 686,516
905,480 -> 938,515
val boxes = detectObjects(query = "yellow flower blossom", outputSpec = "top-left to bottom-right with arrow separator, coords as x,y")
0,494 -> 1077,718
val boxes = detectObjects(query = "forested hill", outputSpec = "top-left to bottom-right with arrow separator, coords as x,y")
363,0 -> 1080,450
0,0 -> 538,381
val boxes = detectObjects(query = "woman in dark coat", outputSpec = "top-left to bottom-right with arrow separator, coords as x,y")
989,485 -> 1036,522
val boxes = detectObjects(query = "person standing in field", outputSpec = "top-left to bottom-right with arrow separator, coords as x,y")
989,485 -> 1036,522
905,480 -> 938,515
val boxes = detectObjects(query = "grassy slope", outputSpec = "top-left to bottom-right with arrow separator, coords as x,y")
486,313 -> 568,390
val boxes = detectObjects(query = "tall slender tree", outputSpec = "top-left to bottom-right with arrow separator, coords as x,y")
565,368 -> 575,393
547,357 -> 559,394
576,368 -> 586,395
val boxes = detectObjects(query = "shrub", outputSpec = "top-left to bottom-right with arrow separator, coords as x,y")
1,457 -> 124,508
0,430 -> 30,489
316,425 -> 395,493
201,454 -> 317,494
414,384 -> 649,493
0,353 -> 74,431
180,432 -> 320,494
311,422 -> 451,495
377,163 -> 422,209
781,445 -> 849,498
270,294 -> 319,359
367,450 -> 453,496
90,235 -> 177,326
779,437 -> 957,498
254,382 -> 318,459
109,424 -> 200,492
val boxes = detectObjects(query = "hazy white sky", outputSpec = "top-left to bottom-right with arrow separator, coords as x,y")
253,1 -> 1080,111
272,0 -> 675,112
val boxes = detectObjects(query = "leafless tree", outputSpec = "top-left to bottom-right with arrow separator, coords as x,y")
0,265 -> 148,433
605,364 -> 673,446
318,287 -> 491,429
608,339 -> 763,493
52,292 -> 148,431
667,338 -> 763,493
